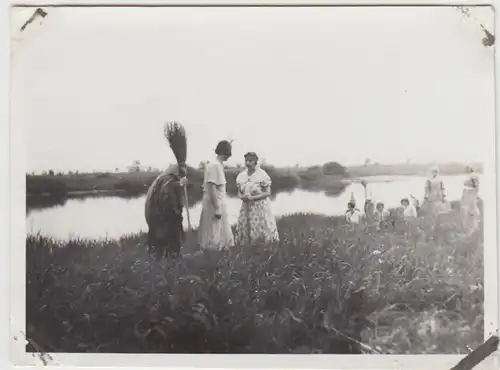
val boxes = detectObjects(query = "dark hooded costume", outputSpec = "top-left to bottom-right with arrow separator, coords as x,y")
144,164 -> 185,259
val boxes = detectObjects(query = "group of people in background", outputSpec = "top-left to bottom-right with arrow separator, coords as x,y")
145,140 -> 279,259
345,165 -> 481,236
145,139 -> 482,260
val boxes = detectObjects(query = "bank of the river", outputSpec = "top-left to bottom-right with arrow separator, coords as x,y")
26,162 -> 479,207
26,165 -> 350,205
26,209 -> 483,354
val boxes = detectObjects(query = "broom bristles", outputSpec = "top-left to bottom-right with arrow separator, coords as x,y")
164,121 -> 187,164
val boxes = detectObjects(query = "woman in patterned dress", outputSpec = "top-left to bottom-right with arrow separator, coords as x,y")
235,152 -> 279,245
461,165 -> 480,234
197,140 -> 235,250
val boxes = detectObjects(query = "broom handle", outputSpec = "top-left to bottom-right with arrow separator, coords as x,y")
183,185 -> 192,231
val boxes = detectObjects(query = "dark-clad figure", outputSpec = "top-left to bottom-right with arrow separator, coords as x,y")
145,163 -> 188,259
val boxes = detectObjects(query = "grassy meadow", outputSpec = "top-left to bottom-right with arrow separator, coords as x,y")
26,201 -> 483,354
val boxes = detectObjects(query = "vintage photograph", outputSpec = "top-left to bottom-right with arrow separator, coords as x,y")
13,5 -> 494,356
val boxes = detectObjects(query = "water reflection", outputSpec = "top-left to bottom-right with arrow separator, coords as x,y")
26,175 -> 478,241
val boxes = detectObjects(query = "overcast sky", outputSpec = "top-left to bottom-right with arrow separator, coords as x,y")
11,6 -> 494,173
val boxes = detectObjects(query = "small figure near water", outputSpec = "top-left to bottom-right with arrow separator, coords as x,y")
400,197 -> 418,220
364,199 -> 376,224
235,152 -> 279,245
198,140 -> 235,250
144,163 -> 188,260
423,166 -> 447,215
346,201 -> 363,224
461,165 -> 480,235
374,202 -> 390,228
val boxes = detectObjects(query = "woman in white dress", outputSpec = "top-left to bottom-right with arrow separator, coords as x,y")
197,140 -> 235,250
461,165 -> 480,234
235,152 -> 279,245
423,166 -> 447,215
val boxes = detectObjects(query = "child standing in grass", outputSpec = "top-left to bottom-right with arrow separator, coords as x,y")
401,198 -> 418,220
374,202 -> 389,228
345,202 -> 363,224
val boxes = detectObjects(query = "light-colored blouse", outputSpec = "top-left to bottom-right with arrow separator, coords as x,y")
346,209 -> 363,224
236,167 -> 272,198
203,159 -> 227,201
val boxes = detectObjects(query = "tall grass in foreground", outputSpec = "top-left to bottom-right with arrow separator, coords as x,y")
26,209 -> 483,354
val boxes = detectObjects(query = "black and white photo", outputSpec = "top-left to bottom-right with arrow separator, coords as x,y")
7,3 -> 499,368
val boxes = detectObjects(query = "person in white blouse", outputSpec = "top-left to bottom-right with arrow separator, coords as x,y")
401,198 -> 418,220
345,201 -> 363,224
235,152 -> 279,245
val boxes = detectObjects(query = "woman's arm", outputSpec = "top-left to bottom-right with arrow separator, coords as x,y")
207,183 -> 220,211
237,184 -> 247,200
205,163 -> 223,211
249,184 -> 271,201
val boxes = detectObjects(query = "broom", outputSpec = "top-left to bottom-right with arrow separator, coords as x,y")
164,122 -> 195,253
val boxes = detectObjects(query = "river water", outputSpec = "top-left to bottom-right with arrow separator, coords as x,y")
26,175 -> 478,240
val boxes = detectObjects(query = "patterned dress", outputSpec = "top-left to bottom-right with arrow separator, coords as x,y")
197,159 -> 235,250
235,167 -> 279,245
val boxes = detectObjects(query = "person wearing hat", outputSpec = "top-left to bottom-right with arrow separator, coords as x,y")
235,152 -> 279,245
197,140 -> 235,250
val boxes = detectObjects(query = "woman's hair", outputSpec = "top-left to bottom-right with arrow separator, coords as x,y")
401,198 -> 409,205
376,202 -> 384,209
215,140 -> 232,157
244,152 -> 259,163
347,202 -> 355,208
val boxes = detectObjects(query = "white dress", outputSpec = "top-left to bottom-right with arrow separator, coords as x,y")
197,159 -> 234,250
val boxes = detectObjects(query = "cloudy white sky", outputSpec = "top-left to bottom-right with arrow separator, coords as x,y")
11,6 -> 494,173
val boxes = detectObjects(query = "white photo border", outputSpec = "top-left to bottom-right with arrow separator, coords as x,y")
6,1 -> 499,369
